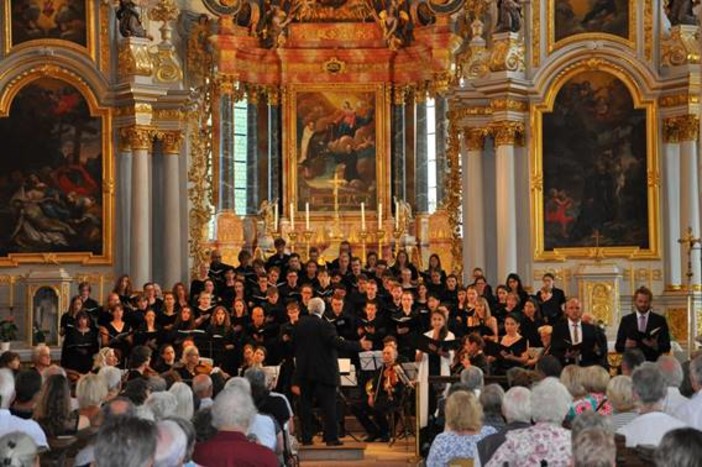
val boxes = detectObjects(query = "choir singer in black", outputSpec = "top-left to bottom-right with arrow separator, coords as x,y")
292,297 -> 372,446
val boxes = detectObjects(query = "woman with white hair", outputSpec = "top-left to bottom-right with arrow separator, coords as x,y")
607,375 -> 638,430
76,373 -> 108,426
0,432 -> 38,467
93,347 -> 119,372
98,366 -> 123,401
169,382 -> 194,420
487,378 -> 573,467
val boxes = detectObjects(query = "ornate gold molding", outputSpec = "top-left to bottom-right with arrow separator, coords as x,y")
644,0 -> 653,61
663,114 -> 700,143
154,109 -> 185,121
118,38 -> 153,78
532,0 -> 540,67
464,127 -> 487,151
443,109 -> 463,276
157,130 -> 183,154
489,33 -> 525,73
659,93 -> 700,108
490,98 -> 528,112
266,86 -> 281,106
661,25 -> 701,67
119,126 -> 155,152
490,121 -> 525,147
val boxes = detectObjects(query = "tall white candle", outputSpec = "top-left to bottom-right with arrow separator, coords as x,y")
361,202 -> 366,231
273,203 -> 278,231
378,202 -> 383,230
290,202 -> 295,229
395,201 -> 400,229
305,202 -> 310,230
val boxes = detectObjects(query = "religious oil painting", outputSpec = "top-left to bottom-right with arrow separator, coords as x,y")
9,0 -> 87,47
553,0 -> 629,43
0,78 -> 106,261
540,71 -> 651,255
289,86 -> 384,212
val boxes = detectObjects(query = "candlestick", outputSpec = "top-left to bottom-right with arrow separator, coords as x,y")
359,230 -> 368,264
290,203 -> 295,230
8,276 -> 14,309
378,202 -> 383,230
361,202 -> 366,231
393,226 -> 404,257
288,231 -> 298,253
303,230 -> 313,261
377,229 -> 385,256
305,202 -> 310,230
273,203 -> 279,232
395,200 -> 400,229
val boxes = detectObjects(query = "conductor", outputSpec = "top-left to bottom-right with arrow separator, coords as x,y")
292,297 -> 372,446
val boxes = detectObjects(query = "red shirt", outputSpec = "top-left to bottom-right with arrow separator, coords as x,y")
192,431 -> 278,467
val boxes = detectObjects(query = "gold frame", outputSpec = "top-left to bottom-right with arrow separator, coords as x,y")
531,60 -> 660,261
4,0 -> 96,61
0,66 -> 114,266
25,283 -> 69,346
282,82 -> 390,217
547,0 -> 637,53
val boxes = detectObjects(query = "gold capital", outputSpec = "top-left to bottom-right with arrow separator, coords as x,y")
663,114 -> 699,143
119,126 -> 155,152
157,130 -> 183,154
464,127 -> 487,151
490,121 -> 525,147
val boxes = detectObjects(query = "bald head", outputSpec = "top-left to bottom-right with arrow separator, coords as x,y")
192,374 -> 213,399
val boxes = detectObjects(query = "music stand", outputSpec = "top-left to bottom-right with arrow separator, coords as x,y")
262,365 -> 281,389
358,351 -> 384,371
337,358 -> 361,442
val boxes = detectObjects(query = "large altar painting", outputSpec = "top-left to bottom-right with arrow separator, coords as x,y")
290,86 -> 381,212
553,0 -> 629,43
0,78 -> 105,261
539,70 -> 652,257
9,0 -> 88,47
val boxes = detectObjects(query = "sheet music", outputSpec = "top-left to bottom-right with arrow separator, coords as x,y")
359,350 -> 383,371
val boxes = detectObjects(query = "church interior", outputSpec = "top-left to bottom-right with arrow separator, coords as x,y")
1,0 -> 702,463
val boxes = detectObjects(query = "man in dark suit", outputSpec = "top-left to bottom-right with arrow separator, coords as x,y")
293,297 -> 372,446
551,298 -> 607,367
615,286 -> 671,361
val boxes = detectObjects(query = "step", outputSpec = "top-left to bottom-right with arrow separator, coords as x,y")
298,441 -> 367,462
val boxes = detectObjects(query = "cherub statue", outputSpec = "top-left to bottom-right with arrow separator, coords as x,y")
495,0 -> 522,33
263,3 -> 299,47
115,0 -> 152,39
258,199 -> 278,233
371,0 -> 410,51
393,196 -> 412,231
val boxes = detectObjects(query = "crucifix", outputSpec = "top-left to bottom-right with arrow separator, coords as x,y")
678,226 -> 701,358
329,172 -> 345,240
590,229 -> 605,262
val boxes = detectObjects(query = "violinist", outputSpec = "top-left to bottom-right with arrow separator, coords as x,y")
126,345 -> 153,381
175,345 -> 202,384
351,345 -> 408,442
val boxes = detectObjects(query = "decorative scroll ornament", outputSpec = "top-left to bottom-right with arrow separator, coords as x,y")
661,25 -> 701,67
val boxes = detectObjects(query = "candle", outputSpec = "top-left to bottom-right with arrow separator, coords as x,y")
378,202 -> 383,230
8,277 -> 13,308
361,202 -> 366,231
273,204 -> 278,231
395,201 -> 400,229
305,202 -> 310,230
290,203 -> 295,229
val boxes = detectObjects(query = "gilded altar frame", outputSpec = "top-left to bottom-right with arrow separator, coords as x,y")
3,0 -> 97,62
0,66 -> 114,266
531,60 -> 660,261
282,82 -> 390,218
547,0 -> 637,53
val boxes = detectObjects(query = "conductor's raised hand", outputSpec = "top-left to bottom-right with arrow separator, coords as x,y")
360,336 -> 373,351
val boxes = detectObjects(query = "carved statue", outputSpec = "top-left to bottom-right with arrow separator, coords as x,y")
262,3 -> 299,47
665,0 -> 699,26
187,14 -> 213,81
116,0 -> 152,39
495,0 -> 522,33
393,196 -> 412,231
371,0 -> 411,50
258,199 -> 278,233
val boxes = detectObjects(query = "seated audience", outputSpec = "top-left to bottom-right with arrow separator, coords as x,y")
76,373 -> 108,426
561,365 -> 595,422
618,362 -> 687,447
9,371 -> 42,420
583,365 -> 613,415
459,367 -> 484,396
192,374 -> 214,409
0,432 -> 38,467
427,390 -> 496,465
145,392 -> 178,421
169,382 -> 195,420
654,428 -> 702,467
34,373 -> 90,437
479,384 -> 505,432
98,366 -> 123,401
487,378 -> 573,467
477,386 -> 532,466
94,416 -> 158,467
572,427 -> 616,467
607,375 -> 638,431
621,348 -> 646,376
657,355 -> 687,416
672,354 -> 702,430
192,385 -> 278,467
0,352 -> 20,372
154,419 -> 188,467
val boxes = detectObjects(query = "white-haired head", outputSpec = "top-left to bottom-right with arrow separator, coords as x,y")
98,366 -> 123,393
531,377 -> 572,424
308,297 -> 326,316
145,392 -> 178,421
211,387 -> 256,432
502,386 -> 532,423
154,420 -> 187,467
0,369 -> 15,409
168,383 -> 194,421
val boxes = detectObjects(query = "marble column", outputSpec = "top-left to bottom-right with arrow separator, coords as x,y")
124,126 -> 154,287
435,95 -> 448,205
268,90 -> 281,203
392,87 -> 407,202
463,128 -> 486,273
662,134 -> 682,289
415,98 -> 429,213
679,118 -> 701,287
219,94 -> 235,211
117,140 -> 133,275
493,122 -> 523,282
246,96 -> 259,215
161,131 -> 183,289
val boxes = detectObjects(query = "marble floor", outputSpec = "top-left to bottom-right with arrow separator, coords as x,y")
300,436 -> 420,466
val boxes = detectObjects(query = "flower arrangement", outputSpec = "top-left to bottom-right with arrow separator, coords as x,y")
0,316 -> 18,342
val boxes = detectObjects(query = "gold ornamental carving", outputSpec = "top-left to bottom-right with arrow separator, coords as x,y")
152,49 -> 183,83
663,114 -> 700,143
118,39 -> 153,78
490,121 -> 525,147
644,0 -> 653,61
154,109 -> 185,121
464,127 -> 487,151
580,281 -> 619,326
532,0 -> 540,67
157,131 -> 184,154
489,33 -> 525,73
323,57 -> 347,75
441,111 -> 463,276
490,98 -> 528,112
666,308 -> 688,342
119,126 -> 155,151
659,93 -> 700,108
661,25 -> 701,67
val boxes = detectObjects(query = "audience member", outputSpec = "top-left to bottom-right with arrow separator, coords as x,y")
192,386 -> 278,467
9,371 -> 41,420
606,375 -> 638,430
192,374 -> 213,409
572,428 -> 616,467
76,373 -> 108,426
621,348 -> 645,376
154,419 -> 188,467
33,373 -> 90,437
426,391 -> 496,465
476,386 -> 532,465
654,428 -> 702,467
479,384 -> 505,431
617,362 -> 687,447
169,382 -> 195,420
657,355 -> 687,415
459,367 -> 484,396
0,432 -> 38,467
94,416 -> 158,467
673,354 -> 702,430
145,391 -> 178,421
487,378 -> 573,467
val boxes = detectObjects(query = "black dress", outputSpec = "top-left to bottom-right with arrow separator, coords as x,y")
104,322 -> 133,364
61,327 -> 99,374
521,317 -> 545,348
494,337 -> 528,374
